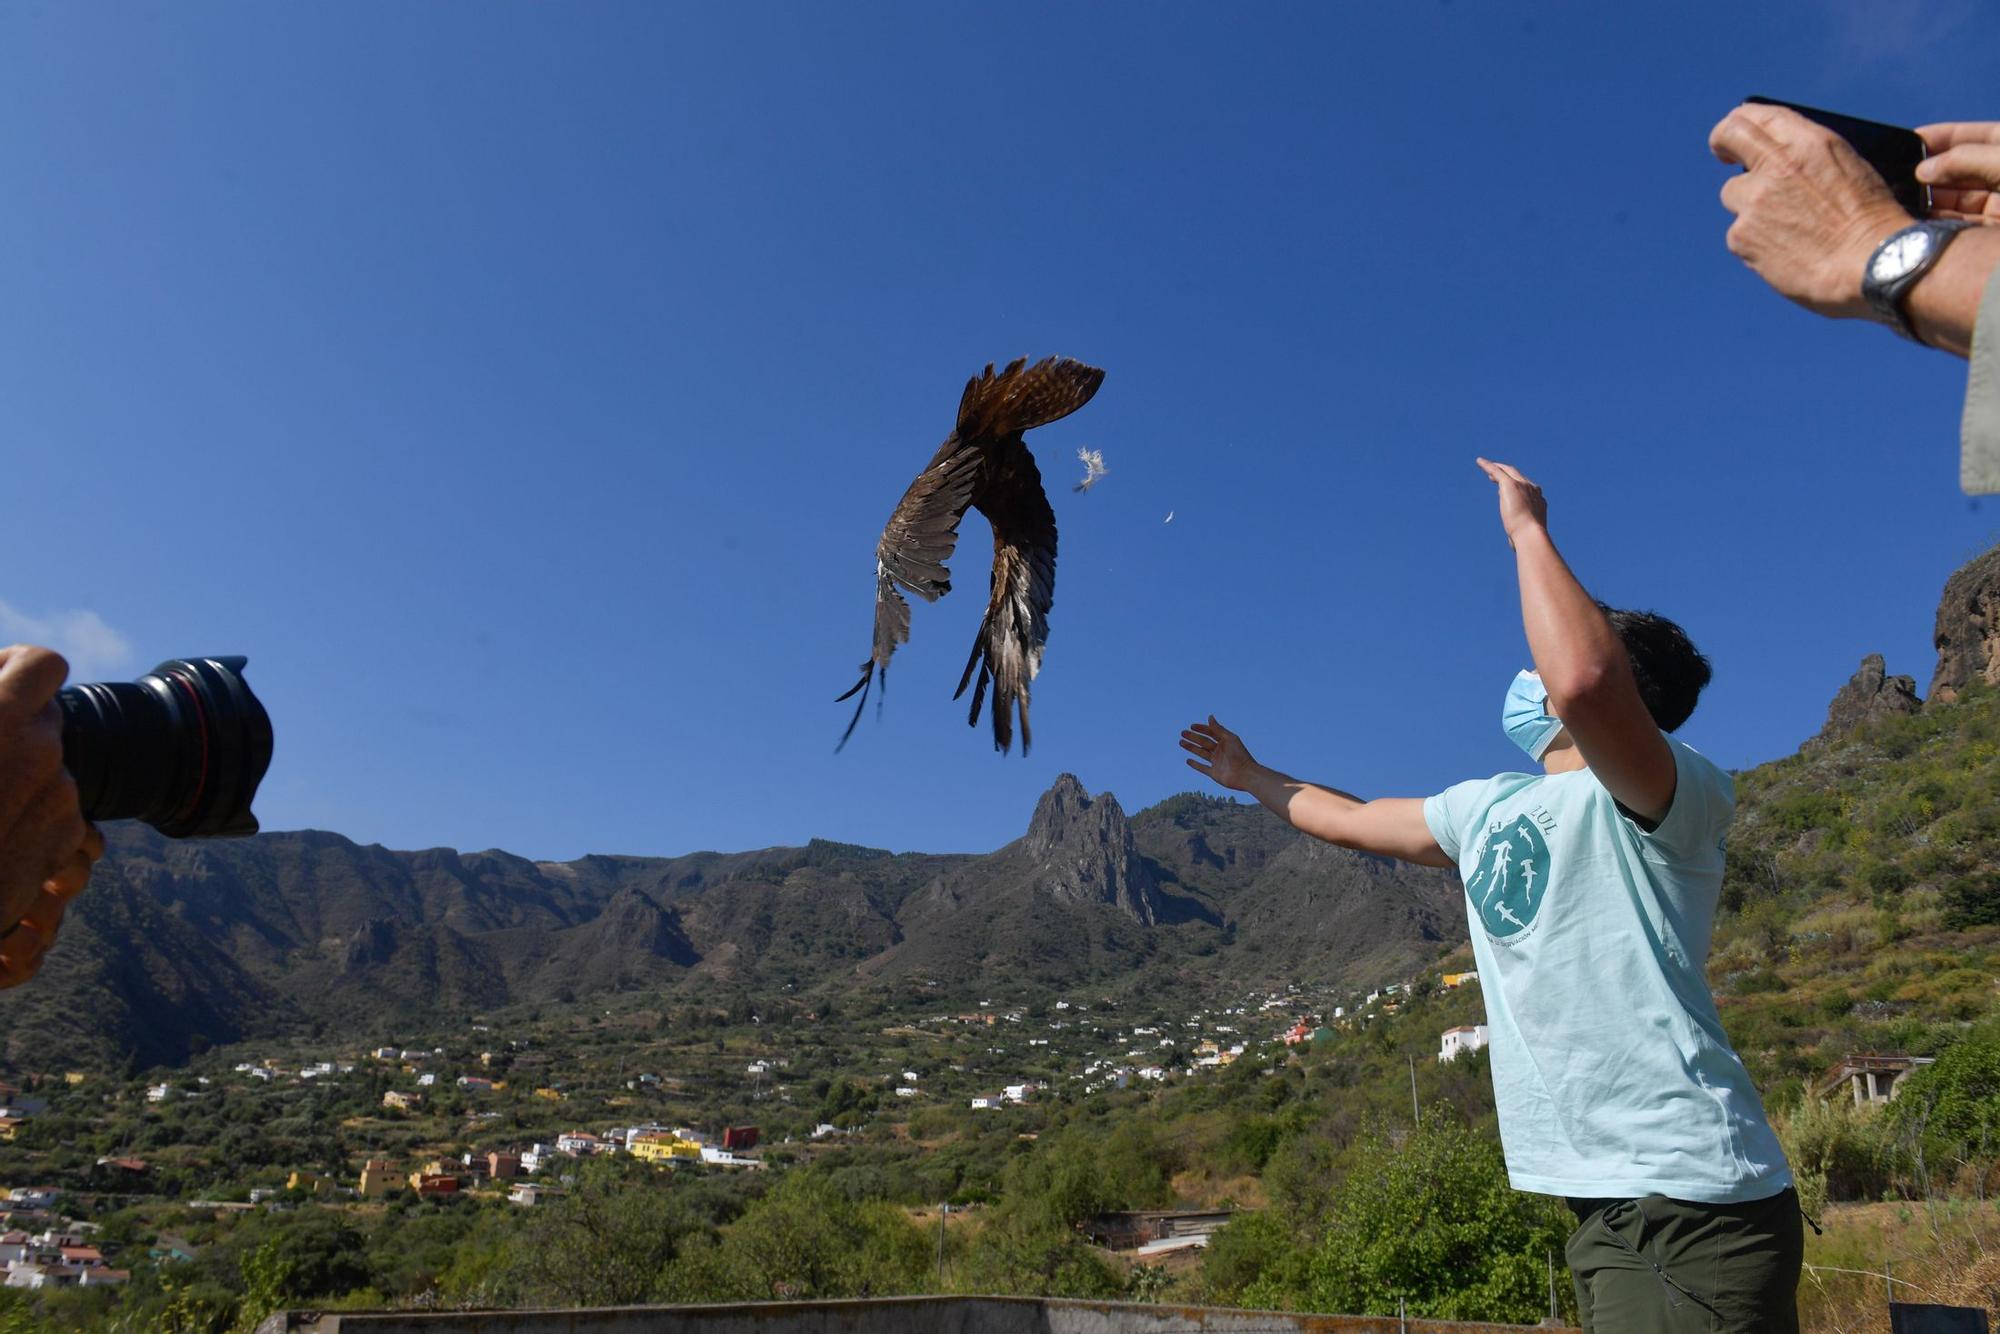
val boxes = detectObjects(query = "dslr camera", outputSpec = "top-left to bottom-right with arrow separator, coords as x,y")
58,656 -> 273,838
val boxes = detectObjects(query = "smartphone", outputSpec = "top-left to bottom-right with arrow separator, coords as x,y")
1745,96 -> 1930,215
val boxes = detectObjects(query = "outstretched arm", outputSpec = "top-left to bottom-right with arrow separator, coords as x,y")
1179,716 -> 1453,868
1476,459 -> 1677,825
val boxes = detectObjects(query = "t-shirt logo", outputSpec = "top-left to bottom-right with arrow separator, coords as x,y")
1465,813 -> 1551,941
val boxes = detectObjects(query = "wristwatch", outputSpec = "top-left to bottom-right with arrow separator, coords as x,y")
1863,219 -> 1974,341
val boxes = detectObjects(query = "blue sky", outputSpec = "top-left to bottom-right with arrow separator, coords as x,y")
5,3 -> 1999,861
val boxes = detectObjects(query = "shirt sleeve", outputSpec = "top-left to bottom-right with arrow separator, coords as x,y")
1423,779 -> 1487,865
1634,738 -> 1735,862
1961,262 -> 2000,496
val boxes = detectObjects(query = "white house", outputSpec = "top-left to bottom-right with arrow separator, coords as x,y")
969,1095 -> 1001,1110
1439,1025 -> 1490,1062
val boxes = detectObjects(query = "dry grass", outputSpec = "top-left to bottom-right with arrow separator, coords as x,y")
1801,1198 -> 2000,1334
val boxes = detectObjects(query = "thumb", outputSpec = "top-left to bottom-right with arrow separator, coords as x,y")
1918,144 -> 2000,185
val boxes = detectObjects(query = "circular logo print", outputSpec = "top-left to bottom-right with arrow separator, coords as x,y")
1465,814 -> 1550,941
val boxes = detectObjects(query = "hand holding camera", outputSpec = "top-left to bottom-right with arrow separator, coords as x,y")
0,647 -> 100,987
0,648 -> 273,988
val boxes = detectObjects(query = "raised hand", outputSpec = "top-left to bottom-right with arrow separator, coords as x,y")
1475,457 -> 1548,548
1180,715 -> 1259,791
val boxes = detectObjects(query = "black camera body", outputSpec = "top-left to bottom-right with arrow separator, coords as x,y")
59,656 -> 273,839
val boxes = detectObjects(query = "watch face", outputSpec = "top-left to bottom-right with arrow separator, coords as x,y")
1873,229 -> 1934,283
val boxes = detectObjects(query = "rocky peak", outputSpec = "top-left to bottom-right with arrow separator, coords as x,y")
1023,774 -> 1161,925
1932,546 -> 2000,703
1813,654 -> 1921,745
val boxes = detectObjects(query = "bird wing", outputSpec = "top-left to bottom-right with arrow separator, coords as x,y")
954,439 -> 1057,755
956,356 -> 1104,440
834,440 -> 983,750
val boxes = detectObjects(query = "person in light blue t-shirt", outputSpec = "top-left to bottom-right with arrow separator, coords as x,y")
1179,459 -> 1800,1334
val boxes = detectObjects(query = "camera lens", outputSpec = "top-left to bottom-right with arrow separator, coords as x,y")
58,656 -> 274,839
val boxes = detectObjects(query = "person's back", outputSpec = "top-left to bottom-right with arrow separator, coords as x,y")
1180,459 -> 1801,1333
1425,733 -> 1789,1205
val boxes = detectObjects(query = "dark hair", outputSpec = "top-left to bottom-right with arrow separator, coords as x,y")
1600,605 -> 1711,732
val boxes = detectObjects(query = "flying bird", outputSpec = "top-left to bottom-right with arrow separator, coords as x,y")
836,356 -> 1106,756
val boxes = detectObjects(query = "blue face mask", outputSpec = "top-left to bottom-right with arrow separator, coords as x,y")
1502,670 -> 1564,761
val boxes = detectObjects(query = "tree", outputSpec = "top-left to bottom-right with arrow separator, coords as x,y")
1293,1108 -> 1572,1324
1886,1021 -> 2000,1173
508,1157 -> 691,1306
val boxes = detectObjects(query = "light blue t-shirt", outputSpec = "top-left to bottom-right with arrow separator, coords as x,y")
1423,738 -> 1793,1204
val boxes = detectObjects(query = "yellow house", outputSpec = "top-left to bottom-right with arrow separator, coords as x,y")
534,1087 -> 565,1102
1442,972 -> 1479,990
382,1090 -> 423,1112
63,1072 -> 88,1087
631,1136 -> 701,1164
358,1160 -> 394,1199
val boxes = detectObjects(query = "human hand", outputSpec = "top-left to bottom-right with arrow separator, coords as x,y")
0,646 -> 102,987
1475,458 -> 1547,547
1180,715 -> 1259,792
1918,123 -> 2000,222
1710,102 -> 1915,319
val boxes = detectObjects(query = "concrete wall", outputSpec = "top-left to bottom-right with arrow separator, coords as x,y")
259,1296 -> 1568,1334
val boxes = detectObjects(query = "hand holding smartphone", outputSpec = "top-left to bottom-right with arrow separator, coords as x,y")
1744,96 -> 1930,216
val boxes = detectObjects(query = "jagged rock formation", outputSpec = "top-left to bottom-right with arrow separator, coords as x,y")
1932,546 -> 2000,702
1814,654 -> 1922,744
1022,774 -> 1162,924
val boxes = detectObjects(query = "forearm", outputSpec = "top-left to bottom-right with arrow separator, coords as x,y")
1239,766 -> 1449,865
1241,764 -> 1365,844
1511,526 -> 1625,709
1908,225 -> 2000,358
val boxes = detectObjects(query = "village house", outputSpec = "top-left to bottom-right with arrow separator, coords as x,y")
382,1090 -> 423,1112
630,1134 -> 701,1164
487,1152 -> 522,1180
358,1160 -> 395,1199
555,1130 -> 606,1155
1440,1025 -> 1490,1062
1442,971 -> 1479,989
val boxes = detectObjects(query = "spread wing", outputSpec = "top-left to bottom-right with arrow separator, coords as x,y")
956,355 -> 1104,440
834,440 -> 983,750
954,439 -> 1057,755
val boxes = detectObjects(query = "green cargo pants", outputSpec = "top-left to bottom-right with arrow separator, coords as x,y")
1565,1188 -> 1803,1333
